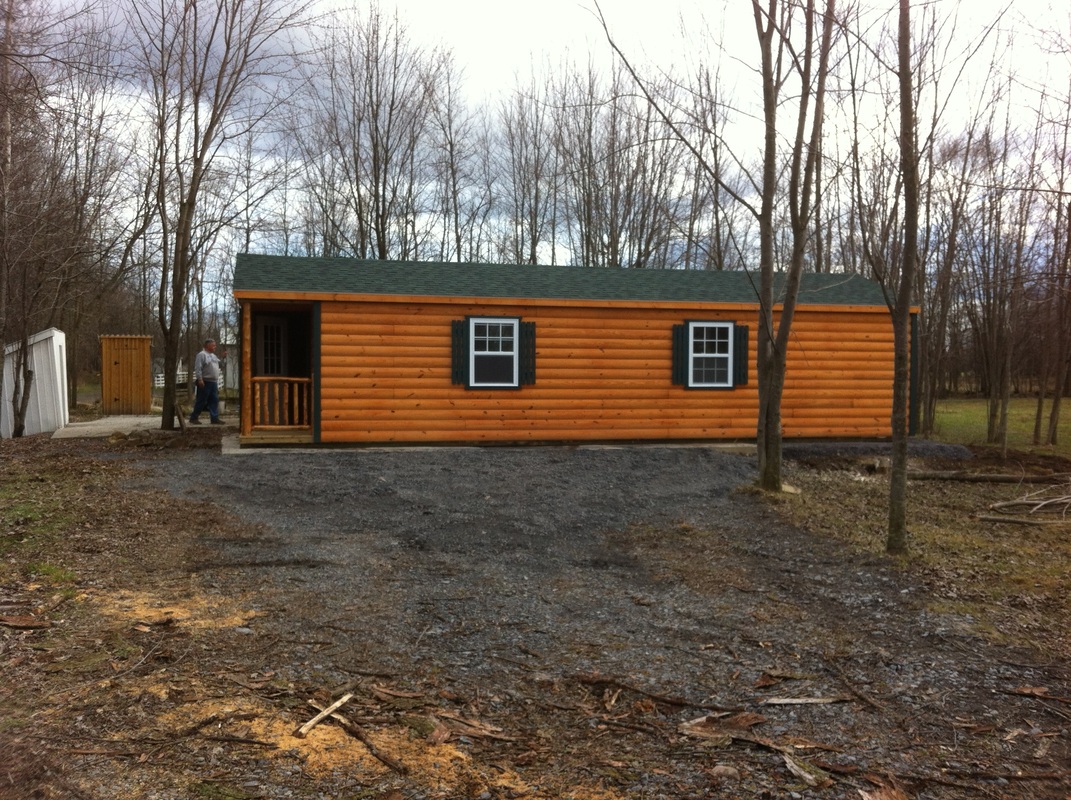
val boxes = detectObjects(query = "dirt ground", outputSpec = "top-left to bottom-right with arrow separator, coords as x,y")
1,431 -> 1069,800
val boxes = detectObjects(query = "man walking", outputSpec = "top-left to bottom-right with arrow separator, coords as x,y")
189,339 -> 225,425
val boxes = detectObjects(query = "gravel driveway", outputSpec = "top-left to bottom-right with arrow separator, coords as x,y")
139,442 -> 1069,799
159,446 -> 759,679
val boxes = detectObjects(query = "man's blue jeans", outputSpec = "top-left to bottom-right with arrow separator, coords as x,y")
190,380 -> 219,422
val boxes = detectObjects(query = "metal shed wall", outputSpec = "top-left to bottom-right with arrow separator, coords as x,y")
2,328 -> 69,438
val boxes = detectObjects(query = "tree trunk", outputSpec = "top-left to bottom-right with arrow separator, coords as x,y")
1044,202 -> 1071,446
0,0 -> 12,414
10,336 -> 32,438
67,324 -> 79,409
887,0 -> 919,556
754,0 -> 780,491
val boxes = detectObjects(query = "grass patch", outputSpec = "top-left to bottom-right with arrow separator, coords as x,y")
3,500 -> 44,524
0,716 -> 29,734
782,464 -> 1071,661
933,397 -> 1071,459
0,454 -> 91,574
27,562 -> 77,586
191,782 -> 258,800
784,396 -> 1071,658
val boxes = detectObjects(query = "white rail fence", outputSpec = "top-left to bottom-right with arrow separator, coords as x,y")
152,371 -> 189,388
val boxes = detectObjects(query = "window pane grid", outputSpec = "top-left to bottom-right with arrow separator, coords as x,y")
688,323 -> 732,387
473,324 -> 514,354
692,360 -> 729,385
692,326 -> 729,354
263,325 -> 283,374
470,318 -> 518,386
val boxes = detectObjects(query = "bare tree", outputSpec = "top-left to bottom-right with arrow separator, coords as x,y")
886,0 -> 921,554
125,0 -> 310,430
296,4 -> 439,260
837,0 -> 1004,551
957,102 -> 1042,454
678,61 -> 739,270
752,0 -> 837,490
428,56 -> 493,263
1030,74 -> 1071,446
496,71 -> 560,264
916,126 -> 980,436
597,0 -> 837,489
1,0 -> 138,434
53,14 -> 158,408
551,62 -> 686,269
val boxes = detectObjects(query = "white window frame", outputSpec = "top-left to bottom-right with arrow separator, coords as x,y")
688,321 -> 734,388
469,316 -> 519,388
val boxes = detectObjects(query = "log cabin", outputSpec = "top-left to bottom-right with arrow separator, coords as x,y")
232,254 -> 912,446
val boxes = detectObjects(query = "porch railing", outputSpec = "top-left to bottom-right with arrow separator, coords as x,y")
251,376 -> 312,428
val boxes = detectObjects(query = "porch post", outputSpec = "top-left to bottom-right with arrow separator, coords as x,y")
312,301 -> 321,444
241,301 -> 252,436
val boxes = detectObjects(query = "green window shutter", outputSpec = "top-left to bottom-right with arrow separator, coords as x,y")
520,321 -> 536,385
671,324 -> 687,386
733,324 -> 749,387
451,319 -> 469,386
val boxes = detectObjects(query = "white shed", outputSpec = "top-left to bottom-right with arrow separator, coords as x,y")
2,328 -> 69,438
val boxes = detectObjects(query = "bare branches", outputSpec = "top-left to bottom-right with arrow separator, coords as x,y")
123,0 -> 312,429
593,1 -> 760,221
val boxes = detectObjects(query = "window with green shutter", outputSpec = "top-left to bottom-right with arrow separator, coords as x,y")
672,321 -> 749,389
451,317 -> 536,389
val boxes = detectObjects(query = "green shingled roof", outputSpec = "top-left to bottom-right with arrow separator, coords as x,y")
233,254 -> 888,306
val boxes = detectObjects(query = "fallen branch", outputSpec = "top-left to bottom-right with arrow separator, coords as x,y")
682,722 -> 794,755
177,711 -> 258,739
908,471 -> 1069,484
490,654 -> 537,671
941,767 -> 1071,782
435,710 -> 515,741
0,615 -> 51,630
974,515 -> 1065,527
783,753 -> 833,788
307,700 -> 408,775
827,661 -> 886,712
201,735 -> 277,748
884,771 -> 985,792
178,713 -> 225,738
989,497 -> 1071,515
68,747 -> 138,757
574,673 -> 742,712
294,693 -> 353,738
598,717 -> 664,737
1000,687 -> 1071,706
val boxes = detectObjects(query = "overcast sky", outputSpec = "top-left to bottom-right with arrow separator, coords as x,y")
396,0 -> 1066,102
401,0 -> 742,98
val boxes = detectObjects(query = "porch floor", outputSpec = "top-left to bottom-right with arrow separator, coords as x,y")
239,429 -> 314,446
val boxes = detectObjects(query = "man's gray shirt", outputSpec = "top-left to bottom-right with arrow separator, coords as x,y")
194,350 -> 221,382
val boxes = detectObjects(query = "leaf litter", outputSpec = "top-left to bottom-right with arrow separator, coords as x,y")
2,434 -> 1070,799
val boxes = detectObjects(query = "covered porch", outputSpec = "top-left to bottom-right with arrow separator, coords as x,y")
239,300 -> 316,445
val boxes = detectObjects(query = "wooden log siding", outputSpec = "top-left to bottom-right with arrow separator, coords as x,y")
316,300 -> 895,444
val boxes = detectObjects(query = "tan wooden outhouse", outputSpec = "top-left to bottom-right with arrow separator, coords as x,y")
100,335 -> 152,415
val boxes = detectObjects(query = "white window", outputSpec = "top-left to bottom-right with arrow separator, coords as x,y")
469,317 -> 519,387
688,322 -> 733,388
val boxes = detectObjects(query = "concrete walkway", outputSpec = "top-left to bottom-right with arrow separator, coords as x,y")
51,415 -> 232,439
